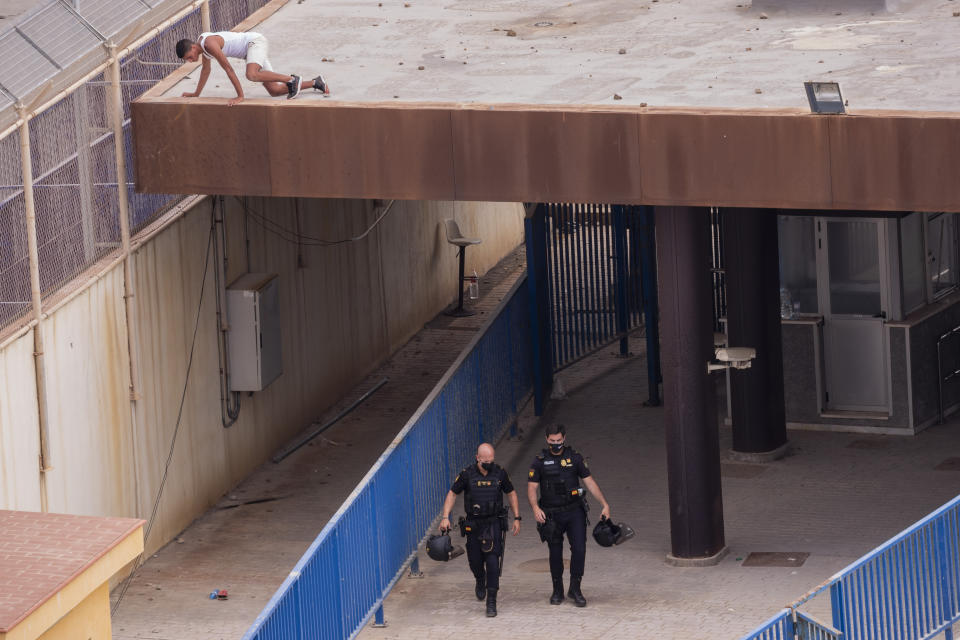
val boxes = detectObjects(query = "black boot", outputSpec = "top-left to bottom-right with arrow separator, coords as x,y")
475,574 -> 486,601
549,577 -> 565,605
486,588 -> 498,617
568,576 -> 587,607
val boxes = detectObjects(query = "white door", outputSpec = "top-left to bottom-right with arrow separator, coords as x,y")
818,218 -> 889,412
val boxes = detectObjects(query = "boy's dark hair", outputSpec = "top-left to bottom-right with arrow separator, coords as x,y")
545,423 -> 566,437
175,39 -> 195,59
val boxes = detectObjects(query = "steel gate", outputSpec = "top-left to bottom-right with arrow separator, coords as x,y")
524,203 -> 661,411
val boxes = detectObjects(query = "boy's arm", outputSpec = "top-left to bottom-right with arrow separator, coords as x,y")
182,56 -> 211,98
206,40 -> 245,105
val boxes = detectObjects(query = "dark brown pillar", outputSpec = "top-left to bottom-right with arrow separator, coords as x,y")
722,208 -> 788,458
655,206 -> 726,564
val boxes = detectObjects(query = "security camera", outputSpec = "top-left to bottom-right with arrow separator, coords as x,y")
707,347 -> 757,373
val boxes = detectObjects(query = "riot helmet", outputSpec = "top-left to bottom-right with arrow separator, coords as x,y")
426,534 -> 465,561
593,516 -> 634,547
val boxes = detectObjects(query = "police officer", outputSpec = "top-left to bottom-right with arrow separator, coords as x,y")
527,423 -> 610,607
439,443 -> 521,617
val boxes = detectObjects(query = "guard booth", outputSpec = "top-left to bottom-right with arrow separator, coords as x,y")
778,211 -> 960,433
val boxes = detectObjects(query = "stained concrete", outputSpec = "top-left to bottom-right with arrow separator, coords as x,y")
163,0 -> 960,111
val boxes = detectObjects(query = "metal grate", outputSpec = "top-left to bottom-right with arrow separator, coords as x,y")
16,3 -> 103,68
0,30 -> 60,99
73,0 -> 150,40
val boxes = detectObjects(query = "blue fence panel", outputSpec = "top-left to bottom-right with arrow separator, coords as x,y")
742,495 -> 960,640
243,276 -> 533,640
739,609 -> 793,640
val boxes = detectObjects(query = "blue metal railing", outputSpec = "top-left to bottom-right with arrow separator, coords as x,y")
741,494 -> 960,640
242,276 -> 533,640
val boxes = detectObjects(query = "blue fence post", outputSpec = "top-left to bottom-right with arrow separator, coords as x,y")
373,605 -> 386,628
936,517 -> 956,640
639,205 -> 662,406
830,580 -> 846,635
612,205 -> 630,357
524,204 -> 553,415
409,556 -> 423,578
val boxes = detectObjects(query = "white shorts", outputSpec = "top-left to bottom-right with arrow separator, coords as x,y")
245,34 -> 272,71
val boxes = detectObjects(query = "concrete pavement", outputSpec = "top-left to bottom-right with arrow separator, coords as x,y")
357,338 -> 960,639
110,242 -> 960,639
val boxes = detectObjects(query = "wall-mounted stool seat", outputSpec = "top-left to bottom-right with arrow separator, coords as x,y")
444,219 -> 482,317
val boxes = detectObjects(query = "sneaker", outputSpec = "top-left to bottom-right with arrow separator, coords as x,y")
312,74 -> 330,95
286,74 -> 302,100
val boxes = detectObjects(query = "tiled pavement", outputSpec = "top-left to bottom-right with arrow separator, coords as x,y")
112,244 -> 960,639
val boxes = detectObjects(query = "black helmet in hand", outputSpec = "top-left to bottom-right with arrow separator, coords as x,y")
426,534 -> 465,561
593,516 -> 635,547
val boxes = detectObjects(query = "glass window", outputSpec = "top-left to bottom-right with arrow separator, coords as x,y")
926,212 -> 959,298
901,213 -> 926,313
778,215 -> 818,313
827,220 -> 881,316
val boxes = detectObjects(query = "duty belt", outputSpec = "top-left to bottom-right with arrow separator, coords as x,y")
541,500 -> 584,514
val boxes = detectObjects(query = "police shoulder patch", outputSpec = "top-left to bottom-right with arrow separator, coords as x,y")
528,469 -> 535,478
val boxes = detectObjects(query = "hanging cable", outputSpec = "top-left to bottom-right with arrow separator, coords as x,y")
112,222 -> 215,617
234,196 -> 395,246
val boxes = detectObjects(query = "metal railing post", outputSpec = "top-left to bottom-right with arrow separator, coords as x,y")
17,105 -> 53,497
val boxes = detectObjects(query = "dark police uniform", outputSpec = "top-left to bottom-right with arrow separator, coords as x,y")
450,464 -> 515,593
529,446 -> 590,580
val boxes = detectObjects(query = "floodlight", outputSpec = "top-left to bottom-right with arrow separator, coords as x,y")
804,81 -> 845,114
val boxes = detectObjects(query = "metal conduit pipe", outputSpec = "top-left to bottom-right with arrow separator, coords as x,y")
212,196 -> 241,427
17,105 -> 53,502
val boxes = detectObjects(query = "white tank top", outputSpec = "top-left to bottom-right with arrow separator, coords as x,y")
198,31 -> 258,60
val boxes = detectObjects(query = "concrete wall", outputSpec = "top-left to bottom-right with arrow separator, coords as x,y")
0,196 -> 524,553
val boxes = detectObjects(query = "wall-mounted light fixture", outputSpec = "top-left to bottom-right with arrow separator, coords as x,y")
804,81 -> 845,114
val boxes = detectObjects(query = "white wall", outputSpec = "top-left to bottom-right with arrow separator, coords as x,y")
0,196 -> 524,555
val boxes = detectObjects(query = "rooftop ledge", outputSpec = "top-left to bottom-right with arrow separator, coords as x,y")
131,0 -> 960,210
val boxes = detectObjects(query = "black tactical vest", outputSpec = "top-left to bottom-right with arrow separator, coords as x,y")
537,447 -> 583,509
462,464 -> 505,519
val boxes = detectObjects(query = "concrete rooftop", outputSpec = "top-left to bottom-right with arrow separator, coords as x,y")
165,0 -> 960,111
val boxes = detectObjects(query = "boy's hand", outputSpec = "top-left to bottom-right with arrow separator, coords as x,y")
181,91 -> 198,98
227,96 -> 244,106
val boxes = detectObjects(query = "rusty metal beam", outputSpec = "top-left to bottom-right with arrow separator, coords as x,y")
131,99 -> 960,211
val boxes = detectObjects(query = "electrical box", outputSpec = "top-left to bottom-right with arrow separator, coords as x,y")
227,273 -> 282,392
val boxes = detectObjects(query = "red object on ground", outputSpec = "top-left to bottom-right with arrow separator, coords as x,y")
217,589 -> 228,600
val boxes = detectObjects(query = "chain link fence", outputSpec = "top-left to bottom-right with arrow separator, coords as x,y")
0,0 -> 270,330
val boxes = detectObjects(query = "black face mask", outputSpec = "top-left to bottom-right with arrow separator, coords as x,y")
480,461 -> 494,471
549,443 -> 564,454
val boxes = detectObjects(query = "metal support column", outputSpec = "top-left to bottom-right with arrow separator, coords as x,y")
200,0 -> 211,33
639,206 -> 661,406
655,206 -> 726,564
722,208 -> 787,458
612,206 -> 630,356
108,46 -> 140,403
18,106 -> 53,509
525,204 -> 553,416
